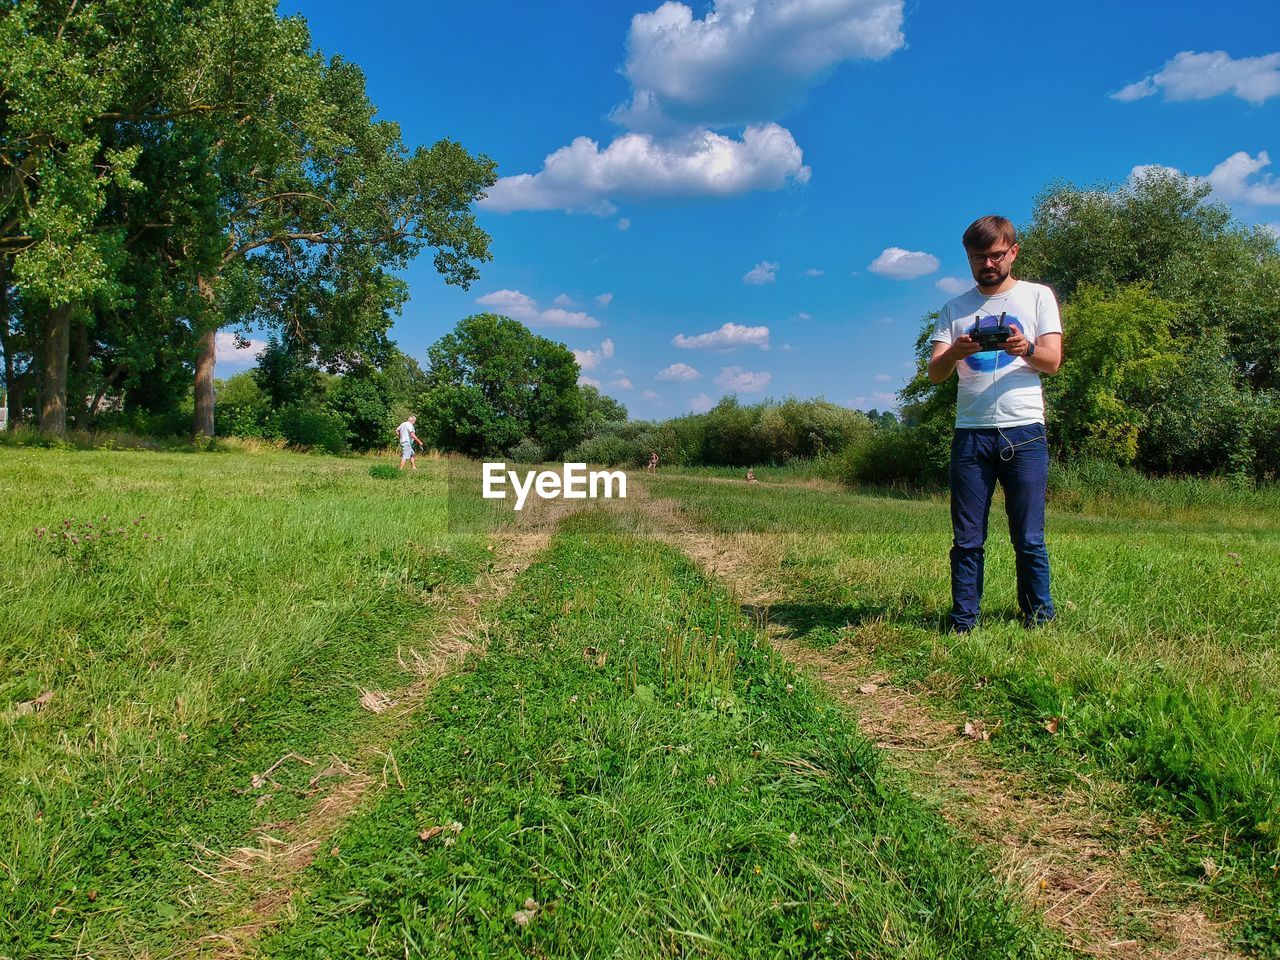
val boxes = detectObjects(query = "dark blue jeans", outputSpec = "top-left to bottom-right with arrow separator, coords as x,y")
949,423 -> 1055,631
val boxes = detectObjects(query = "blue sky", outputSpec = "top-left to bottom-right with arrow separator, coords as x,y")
227,0 -> 1280,418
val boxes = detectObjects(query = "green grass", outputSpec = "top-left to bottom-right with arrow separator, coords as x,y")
266,511 -> 1067,958
0,448 -> 489,957
648,472 -> 1280,952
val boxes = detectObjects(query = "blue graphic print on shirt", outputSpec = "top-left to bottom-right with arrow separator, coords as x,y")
963,315 -> 1023,373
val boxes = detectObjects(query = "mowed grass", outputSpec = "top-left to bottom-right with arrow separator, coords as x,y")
266,512 -> 1067,959
650,472 -> 1280,951
0,448 -> 489,957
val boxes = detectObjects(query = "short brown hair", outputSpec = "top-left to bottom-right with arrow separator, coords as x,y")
962,215 -> 1017,252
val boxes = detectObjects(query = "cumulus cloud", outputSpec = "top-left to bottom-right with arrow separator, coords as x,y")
715,365 -> 772,392
874,373 -> 892,382
617,217 -> 632,231
642,390 -> 661,401
657,362 -> 702,381
936,276 -> 971,295
573,338 -> 615,371
478,0 -> 913,215
578,375 -> 602,387
690,392 -> 715,413
478,125 -> 810,214
672,321 -> 770,350
743,260 -> 779,284
595,292 -> 614,307
803,268 -> 824,277
476,289 -> 601,328
616,0 -> 906,130
215,331 -> 266,368
867,247 -> 939,280
795,312 -> 811,320
1113,50 -> 1280,104
610,377 -> 634,390
553,293 -> 576,308
1130,151 -> 1280,206
1206,151 -> 1280,205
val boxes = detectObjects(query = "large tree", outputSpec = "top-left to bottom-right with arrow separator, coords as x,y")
1,0 -> 495,438
419,314 -> 586,459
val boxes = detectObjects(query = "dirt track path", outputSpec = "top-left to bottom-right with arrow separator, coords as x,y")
631,487 -> 1240,960
178,521 -> 555,959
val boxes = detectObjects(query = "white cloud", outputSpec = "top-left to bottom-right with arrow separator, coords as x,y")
874,373 -> 892,382
617,217 -> 632,231
475,289 -> 538,320
781,343 -> 795,351
215,331 -> 266,368
690,392 -> 714,413
936,276 -> 971,295
871,391 -> 897,406
578,375 -> 602,388
867,247 -> 939,280
672,321 -> 770,350
656,362 -> 702,381
595,292 -> 614,307
1113,50 -> 1280,105
1130,151 -> 1280,207
642,390 -> 661,401
478,125 -> 810,214
715,365 -> 772,392
1207,151 -> 1280,205
795,312 -> 811,320
476,289 -> 601,328
553,293 -> 576,308
804,268 -> 824,277
610,377 -> 635,390
616,0 -> 906,130
573,338 -> 615,371
743,260 -> 779,284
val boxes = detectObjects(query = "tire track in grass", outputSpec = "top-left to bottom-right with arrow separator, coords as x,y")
630,486 -> 1241,959
258,511 -> 1066,959
181,521 -> 556,959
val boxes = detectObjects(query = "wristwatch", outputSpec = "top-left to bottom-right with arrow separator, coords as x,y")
1025,341 -> 1036,358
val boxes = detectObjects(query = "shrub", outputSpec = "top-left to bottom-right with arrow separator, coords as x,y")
834,428 -> 944,488
271,403 -> 348,454
508,438 -> 546,463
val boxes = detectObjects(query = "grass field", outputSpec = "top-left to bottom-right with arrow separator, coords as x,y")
2,447 -> 1276,957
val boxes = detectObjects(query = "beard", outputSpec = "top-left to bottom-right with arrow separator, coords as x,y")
975,262 -> 1011,287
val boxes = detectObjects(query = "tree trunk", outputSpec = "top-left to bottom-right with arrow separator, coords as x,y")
193,275 -> 217,439
0,256 -> 14,428
70,314 -> 91,428
193,325 -> 216,438
40,303 -> 71,436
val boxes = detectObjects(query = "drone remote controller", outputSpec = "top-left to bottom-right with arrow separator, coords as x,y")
970,311 -> 1012,351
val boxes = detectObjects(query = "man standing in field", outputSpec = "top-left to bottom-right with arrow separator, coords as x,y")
927,215 -> 1063,632
396,415 -> 421,470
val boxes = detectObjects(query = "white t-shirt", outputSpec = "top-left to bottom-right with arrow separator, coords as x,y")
397,421 -> 415,444
931,280 -> 1062,428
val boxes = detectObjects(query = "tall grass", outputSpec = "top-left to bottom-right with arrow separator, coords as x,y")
0,448 -> 485,956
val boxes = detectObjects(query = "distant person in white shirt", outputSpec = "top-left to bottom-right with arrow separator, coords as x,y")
928,215 -> 1063,632
396,416 -> 421,470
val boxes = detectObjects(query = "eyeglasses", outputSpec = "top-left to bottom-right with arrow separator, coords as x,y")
968,247 -> 1013,265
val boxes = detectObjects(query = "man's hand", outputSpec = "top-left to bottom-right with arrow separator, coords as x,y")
1003,329 -> 1031,357
950,333 -> 984,359
928,335 -> 982,384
